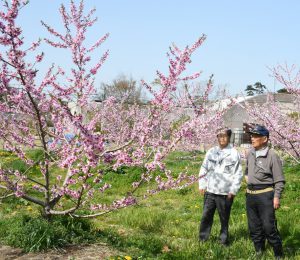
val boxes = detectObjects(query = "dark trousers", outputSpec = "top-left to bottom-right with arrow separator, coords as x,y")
246,191 -> 283,256
199,192 -> 233,243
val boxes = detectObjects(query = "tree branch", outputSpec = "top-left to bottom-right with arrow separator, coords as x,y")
22,194 -> 45,207
48,207 -> 77,215
0,193 -> 14,199
100,139 -> 133,156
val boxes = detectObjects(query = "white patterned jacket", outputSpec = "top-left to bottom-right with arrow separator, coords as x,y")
199,144 -> 243,195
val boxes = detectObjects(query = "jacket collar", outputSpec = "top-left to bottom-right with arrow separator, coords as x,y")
250,146 -> 269,158
218,144 -> 233,153
216,144 -> 232,160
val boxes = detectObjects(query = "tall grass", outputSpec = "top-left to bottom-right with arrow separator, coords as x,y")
0,213 -> 96,252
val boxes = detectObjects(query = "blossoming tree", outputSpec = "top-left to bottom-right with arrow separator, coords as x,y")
0,0 -> 225,218
245,64 -> 300,163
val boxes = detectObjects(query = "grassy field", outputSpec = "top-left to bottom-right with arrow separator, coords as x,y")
90,151 -> 300,259
0,150 -> 299,259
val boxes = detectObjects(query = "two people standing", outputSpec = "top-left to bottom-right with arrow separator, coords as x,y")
198,125 -> 285,259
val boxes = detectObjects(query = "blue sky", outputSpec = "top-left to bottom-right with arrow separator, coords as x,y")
16,0 -> 300,95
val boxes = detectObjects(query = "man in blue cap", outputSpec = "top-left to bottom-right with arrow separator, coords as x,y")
245,124 -> 285,259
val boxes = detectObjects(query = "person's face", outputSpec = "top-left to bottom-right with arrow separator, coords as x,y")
250,134 -> 268,150
217,133 -> 230,148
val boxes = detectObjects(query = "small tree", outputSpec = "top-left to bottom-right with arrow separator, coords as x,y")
277,88 -> 289,94
0,0 -> 225,218
97,74 -> 144,104
245,82 -> 266,96
245,84 -> 256,96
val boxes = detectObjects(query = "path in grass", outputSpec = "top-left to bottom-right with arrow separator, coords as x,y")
0,243 -> 124,260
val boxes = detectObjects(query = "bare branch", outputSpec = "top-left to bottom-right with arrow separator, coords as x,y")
22,194 -> 45,207
0,184 -> 9,190
48,207 -> 77,215
100,139 -> 133,156
26,177 -> 46,188
0,193 -> 14,199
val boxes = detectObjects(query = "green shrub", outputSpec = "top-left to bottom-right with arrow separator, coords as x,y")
0,214 -> 96,252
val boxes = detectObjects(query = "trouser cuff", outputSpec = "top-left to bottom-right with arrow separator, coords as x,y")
254,243 -> 265,252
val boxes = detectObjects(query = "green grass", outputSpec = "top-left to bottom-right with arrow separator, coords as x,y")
91,152 -> 300,259
0,150 -> 299,259
0,213 -> 97,252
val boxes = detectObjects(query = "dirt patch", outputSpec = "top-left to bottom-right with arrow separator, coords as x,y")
0,243 -> 125,260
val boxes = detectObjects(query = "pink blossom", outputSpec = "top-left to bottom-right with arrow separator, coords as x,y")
35,52 -> 44,62
0,0 -> 224,218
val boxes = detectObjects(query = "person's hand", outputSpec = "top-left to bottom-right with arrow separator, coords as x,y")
199,189 -> 206,195
274,197 -> 280,209
227,193 -> 235,200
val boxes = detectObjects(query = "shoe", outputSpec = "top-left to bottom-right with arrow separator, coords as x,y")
254,244 -> 265,258
273,246 -> 283,259
256,250 -> 263,256
220,239 -> 229,246
250,251 -> 263,259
